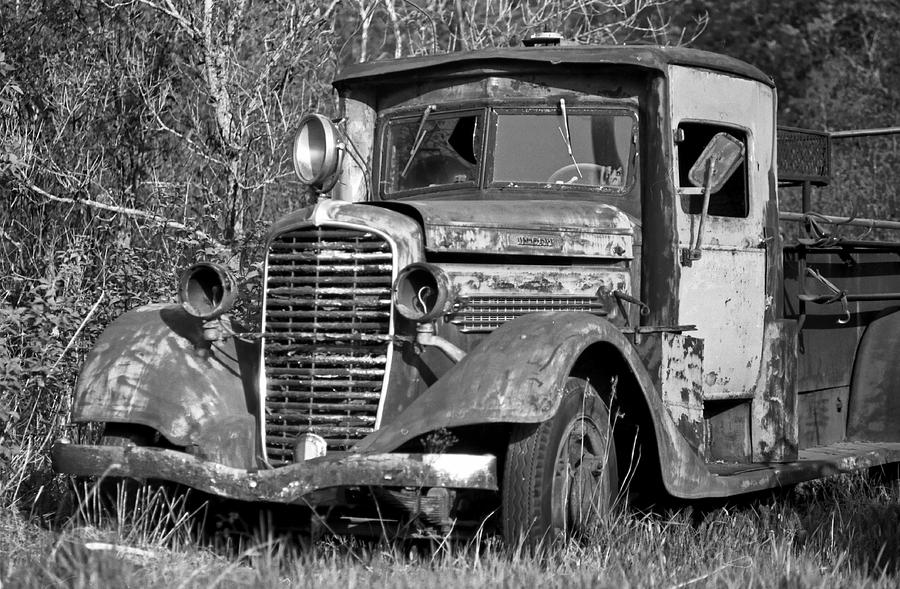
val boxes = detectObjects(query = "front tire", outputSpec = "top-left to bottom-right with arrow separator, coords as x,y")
99,423 -> 160,447
502,377 -> 618,543
95,423 -> 170,514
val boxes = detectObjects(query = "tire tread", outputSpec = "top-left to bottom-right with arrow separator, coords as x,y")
501,377 -> 617,543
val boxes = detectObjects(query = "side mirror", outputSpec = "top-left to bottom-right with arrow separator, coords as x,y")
688,132 -> 745,193
292,114 -> 343,192
681,132 -> 745,267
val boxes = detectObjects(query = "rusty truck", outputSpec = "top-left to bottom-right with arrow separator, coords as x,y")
52,36 -> 900,541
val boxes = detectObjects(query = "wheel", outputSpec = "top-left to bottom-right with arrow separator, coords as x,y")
95,423 -> 166,515
502,377 -> 618,543
99,422 -> 159,447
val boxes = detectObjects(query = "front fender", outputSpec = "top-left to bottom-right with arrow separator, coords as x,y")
357,312 -> 724,498
73,303 -> 260,468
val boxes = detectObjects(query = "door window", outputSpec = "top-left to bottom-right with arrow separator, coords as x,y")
677,122 -> 749,218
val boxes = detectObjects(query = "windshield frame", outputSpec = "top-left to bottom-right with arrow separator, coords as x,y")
378,105 -> 487,198
375,101 -> 639,201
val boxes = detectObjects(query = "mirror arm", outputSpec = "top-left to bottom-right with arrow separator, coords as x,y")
681,162 -> 715,267
693,163 -> 715,252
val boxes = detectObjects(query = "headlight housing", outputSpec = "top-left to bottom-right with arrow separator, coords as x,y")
292,114 -> 342,191
393,262 -> 453,322
178,262 -> 236,320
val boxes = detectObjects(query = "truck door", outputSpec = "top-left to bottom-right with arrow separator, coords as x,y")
669,66 -> 774,399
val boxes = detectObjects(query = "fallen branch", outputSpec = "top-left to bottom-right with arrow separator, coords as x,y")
83,541 -> 157,560
668,557 -> 751,589
49,290 -> 105,374
26,183 -> 224,249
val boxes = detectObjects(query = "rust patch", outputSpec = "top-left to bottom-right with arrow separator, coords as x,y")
444,264 -> 630,299
656,333 -> 706,459
52,443 -> 498,503
428,223 -> 634,259
751,320 -> 799,461
519,277 -> 565,293
487,276 -> 516,290
672,66 -> 772,399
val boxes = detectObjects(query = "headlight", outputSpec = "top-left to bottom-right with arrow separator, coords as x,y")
292,114 -> 341,190
393,263 -> 453,322
178,262 -> 236,320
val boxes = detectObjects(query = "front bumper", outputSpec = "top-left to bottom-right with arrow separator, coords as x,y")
51,441 -> 498,504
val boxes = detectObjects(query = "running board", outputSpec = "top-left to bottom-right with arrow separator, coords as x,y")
706,442 -> 900,491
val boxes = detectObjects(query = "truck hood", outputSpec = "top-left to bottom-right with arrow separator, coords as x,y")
267,198 -> 637,260
376,199 -> 638,259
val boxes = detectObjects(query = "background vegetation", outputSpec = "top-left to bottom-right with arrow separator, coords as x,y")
1,0 -> 899,586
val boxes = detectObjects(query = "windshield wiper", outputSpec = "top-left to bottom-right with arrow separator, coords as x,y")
400,104 -> 436,178
557,98 -> 581,178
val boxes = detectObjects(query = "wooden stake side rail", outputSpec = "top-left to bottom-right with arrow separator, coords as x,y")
780,211 -> 900,232
829,126 -> 900,139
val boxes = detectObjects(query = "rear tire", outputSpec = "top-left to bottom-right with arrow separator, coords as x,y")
502,377 -> 618,544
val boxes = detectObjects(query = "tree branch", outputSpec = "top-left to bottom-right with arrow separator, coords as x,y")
134,0 -> 202,38
26,183 -> 224,248
399,0 -> 437,54
49,291 -> 106,374
453,0 -> 469,51
384,0 -> 403,57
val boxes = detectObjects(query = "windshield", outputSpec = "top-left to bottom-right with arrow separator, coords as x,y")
380,106 -> 636,197
493,111 -> 635,189
382,111 -> 483,194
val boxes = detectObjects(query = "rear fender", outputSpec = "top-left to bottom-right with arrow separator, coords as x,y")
74,304 -> 260,468
356,312 -> 717,498
848,308 -> 900,443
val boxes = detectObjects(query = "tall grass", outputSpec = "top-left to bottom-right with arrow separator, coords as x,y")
2,472 -> 898,588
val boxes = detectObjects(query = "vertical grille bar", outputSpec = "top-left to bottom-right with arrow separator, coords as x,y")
263,226 -> 393,466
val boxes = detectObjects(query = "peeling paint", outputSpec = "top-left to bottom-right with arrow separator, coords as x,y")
671,66 -> 771,400
428,223 -> 634,259
52,443 -> 498,504
656,333 -> 706,459
751,320 -> 799,461
443,264 -> 630,298
379,200 -> 636,259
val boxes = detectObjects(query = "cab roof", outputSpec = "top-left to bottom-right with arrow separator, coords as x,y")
333,45 -> 774,88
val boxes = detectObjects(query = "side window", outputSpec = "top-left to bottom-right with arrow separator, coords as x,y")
677,122 -> 749,218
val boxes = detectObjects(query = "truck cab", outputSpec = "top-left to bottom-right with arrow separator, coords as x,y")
53,42 -> 900,541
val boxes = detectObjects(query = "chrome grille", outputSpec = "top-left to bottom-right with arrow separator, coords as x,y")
263,226 -> 393,465
449,295 -> 606,333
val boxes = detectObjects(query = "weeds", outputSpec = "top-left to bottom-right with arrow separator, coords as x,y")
0,472 -> 897,588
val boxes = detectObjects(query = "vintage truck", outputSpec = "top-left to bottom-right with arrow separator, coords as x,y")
52,37 -> 900,541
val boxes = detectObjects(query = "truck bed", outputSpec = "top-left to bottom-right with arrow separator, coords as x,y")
781,220 -> 900,450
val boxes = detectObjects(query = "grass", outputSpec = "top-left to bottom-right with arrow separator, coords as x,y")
1,472 -> 898,588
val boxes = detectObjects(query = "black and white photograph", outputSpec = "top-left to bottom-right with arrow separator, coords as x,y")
2,0 -> 899,586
